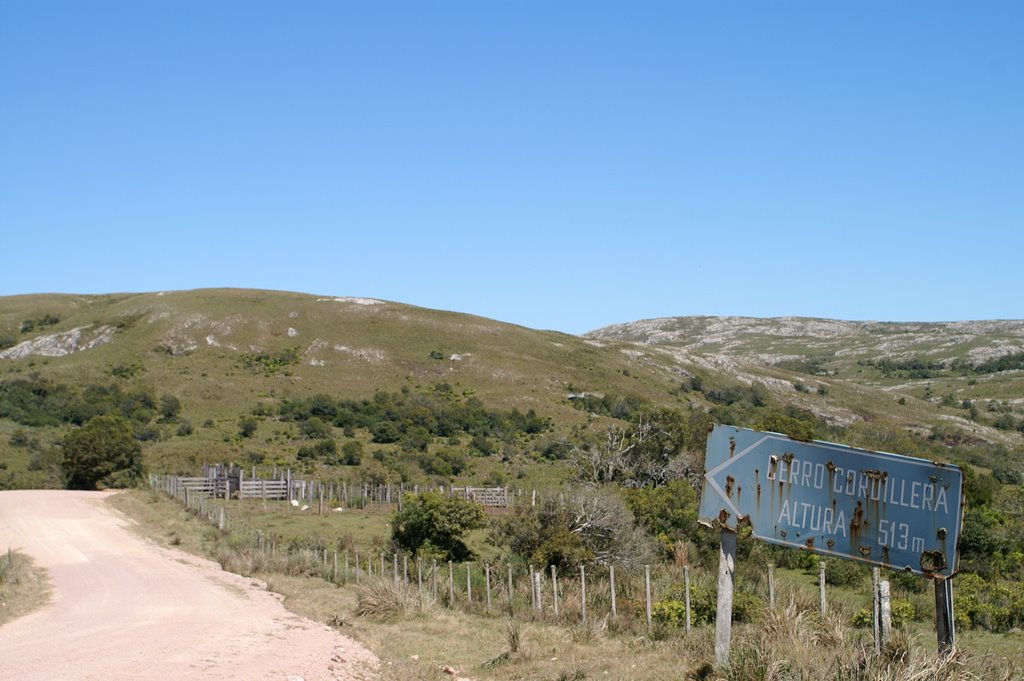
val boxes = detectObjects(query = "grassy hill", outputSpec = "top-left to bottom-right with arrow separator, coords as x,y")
0,289 -> 695,485
2,291 -> 1022,489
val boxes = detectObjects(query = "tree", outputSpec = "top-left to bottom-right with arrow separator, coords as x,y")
391,492 -> 486,561
570,407 -> 697,488
62,413 -> 144,489
490,486 -> 657,570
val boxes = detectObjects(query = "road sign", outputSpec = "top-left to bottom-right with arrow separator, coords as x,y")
699,424 -> 964,577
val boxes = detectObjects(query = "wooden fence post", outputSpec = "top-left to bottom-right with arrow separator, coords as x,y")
529,565 -> 536,610
448,561 -> 455,607
609,565 -> 617,618
684,564 -> 692,633
715,528 -> 737,666
508,565 -> 514,610
645,565 -> 653,628
879,580 -> 892,647
466,564 -> 473,603
580,564 -> 587,623
767,562 -> 776,608
551,565 -> 559,616
819,560 -> 827,618
485,564 -> 492,610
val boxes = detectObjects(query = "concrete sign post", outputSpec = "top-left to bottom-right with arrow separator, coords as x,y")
699,424 -> 965,660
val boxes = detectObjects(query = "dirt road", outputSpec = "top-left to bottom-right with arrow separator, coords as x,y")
0,490 -> 379,680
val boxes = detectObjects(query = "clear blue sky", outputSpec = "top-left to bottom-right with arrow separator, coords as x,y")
1,2 -> 1021,334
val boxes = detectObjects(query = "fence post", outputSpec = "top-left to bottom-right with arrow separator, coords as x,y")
684,564 -> 692,633
645,564 -> 653,628
508,565 -> 514,610
880,580 -> 892,647
528,561 -> 536,610
466,563 -> 473,604
610,565 -> 617,618
393,553 -> 399,585
767,562 -> 776,608
819,560 -> 827,618
715,529 -> 737,666
533,570 -> 543,611
448,561 -> 455,607
551,565 -> 559,616
580,564 -> 587,623
485,564 -> 492,609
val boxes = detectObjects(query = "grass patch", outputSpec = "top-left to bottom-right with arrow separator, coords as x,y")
0,548 -> 51,626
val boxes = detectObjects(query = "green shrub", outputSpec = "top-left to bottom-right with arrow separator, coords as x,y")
658,578 -> 763,626
851,608 -> 873,628
955,572 -> 1024,632
891,598 -> 917,626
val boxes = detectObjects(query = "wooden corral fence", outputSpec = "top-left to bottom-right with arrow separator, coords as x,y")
151,467 -> 513,510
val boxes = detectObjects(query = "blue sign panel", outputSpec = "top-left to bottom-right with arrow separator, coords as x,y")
699,425 -> 964,577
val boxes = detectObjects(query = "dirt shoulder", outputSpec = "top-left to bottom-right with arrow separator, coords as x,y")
0,489 -> 379,680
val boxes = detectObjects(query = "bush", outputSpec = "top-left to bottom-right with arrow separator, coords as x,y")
657,577 -> 763,626
238,416 -> 258,438
891,598 -> 917,626
300,417 -> 332,439
159,394 -> 181,421
62,413 -> 145,490
955,572 -> 1024,632
297,439 -> 337,461
822,558 -> 867,588
391,492 -> 486,561
341,441 -> 363,465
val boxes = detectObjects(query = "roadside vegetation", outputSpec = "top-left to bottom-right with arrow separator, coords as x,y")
0,548 -> 50,626
109,488 -> 1023,680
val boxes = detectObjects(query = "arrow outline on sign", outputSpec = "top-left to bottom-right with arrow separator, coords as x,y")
703,434 -> 770,524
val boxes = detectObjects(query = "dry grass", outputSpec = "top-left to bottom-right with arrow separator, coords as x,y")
355,577 -> 434,620
0,548 -> 51,626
